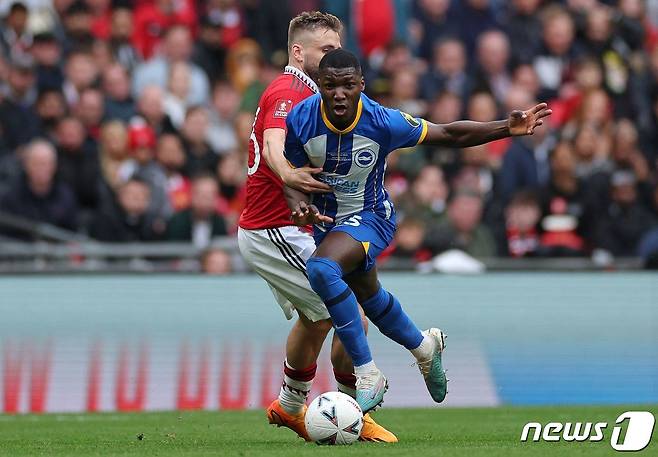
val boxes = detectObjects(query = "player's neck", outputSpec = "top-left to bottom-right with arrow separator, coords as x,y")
326,112 -> 354,131
287,61 -> 305,74
322,98 -> 362,132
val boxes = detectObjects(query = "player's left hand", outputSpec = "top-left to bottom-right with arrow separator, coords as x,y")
508,103 -> 552,136
291,201 -> 333,226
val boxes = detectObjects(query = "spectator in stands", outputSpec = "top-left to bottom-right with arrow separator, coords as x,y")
155,133 -> 191,212
594,170 -> 657,257
424,91 -> 463,170
422,189 -> 497,258
132,0 -> 197,60
499,124 -> 556,203
0,139 -> 78,238
62,51 -> 98,106
497,190 -> 542,257
166,174 -> 228,248
392,217 -> 429,261
538,141 -> 588,256
34,88 -> 66,140
449,0 -> 499,58
87,0 -> 112,41
125,122 -> 171,221
163,61 -> 191,129
0,57 -> 39,151
1,0 -> 657,269
90,176 -> 160,241
102,63 -> 135,123
389,68 -> 425,117
192,15 -> 227,82
60,1 -> 94,52
74,87 -> 104,141
55,116 -> 101,210
467,91 -> 511,162
473,30 -> 512,104
98,120 -> 131,192
453,145 -> 496,207
132,25 -> 209,106
397,165 -> 448,223
201,246 -> 233,275
410,0 -> 454,61
180,106 -> 217,177
135,85 -> 175,135
0,2 -> 31,61
533,6 -> 578,100
572,123 -> 611,179
1,53 -> 37,107
582,5 -> 634,115
420,38 -> 471,102
109,7 -> 139,72
30,32 -> 64,92
511,64 -> 541,101
506,0 -> 543,65
207,80 -> 239,155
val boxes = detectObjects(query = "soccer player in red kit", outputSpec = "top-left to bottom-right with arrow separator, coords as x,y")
237,12 -> 396,442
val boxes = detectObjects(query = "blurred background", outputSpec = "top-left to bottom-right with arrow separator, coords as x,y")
1,0 -> 658,273
0,0 -> 657,415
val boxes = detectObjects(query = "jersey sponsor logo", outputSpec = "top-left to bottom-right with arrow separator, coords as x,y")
318,175 -> 360,194
353,149 -> 376,168
401,112 -> 420,128
273,99 -> 293,118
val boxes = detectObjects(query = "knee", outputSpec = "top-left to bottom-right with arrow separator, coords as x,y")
306,257 -> 342,293
300,316 -> 333,335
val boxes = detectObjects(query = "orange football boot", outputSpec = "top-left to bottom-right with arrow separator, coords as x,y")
266,399 -> 311,441
359,413 -> 398,443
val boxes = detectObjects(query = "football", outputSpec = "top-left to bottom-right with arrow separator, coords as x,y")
304,391 -> 364,445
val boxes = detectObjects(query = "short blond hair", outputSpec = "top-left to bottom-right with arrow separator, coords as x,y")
287,11 -> 342,51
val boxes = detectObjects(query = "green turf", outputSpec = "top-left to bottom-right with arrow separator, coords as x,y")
0,406 -> 656,456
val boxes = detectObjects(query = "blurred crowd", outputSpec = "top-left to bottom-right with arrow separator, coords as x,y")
1,0 -> 658,270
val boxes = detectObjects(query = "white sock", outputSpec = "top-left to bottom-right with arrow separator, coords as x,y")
354,360 -> 377,377
410,332 -> 435,362
278,360 -> 313,415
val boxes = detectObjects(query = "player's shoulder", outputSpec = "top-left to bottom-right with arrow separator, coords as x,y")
291,93 -> 321,114
261,73 -> 310,105
287,94 -> 321,134
360,93 -> 392,127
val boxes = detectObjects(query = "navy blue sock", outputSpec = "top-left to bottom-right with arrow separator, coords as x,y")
361,286 -> 423,350
306,257 -> 372,366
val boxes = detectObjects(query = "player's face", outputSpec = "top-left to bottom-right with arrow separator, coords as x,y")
319,68 -> 364,125
301,28 -> 341,82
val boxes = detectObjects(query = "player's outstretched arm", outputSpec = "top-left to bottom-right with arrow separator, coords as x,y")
421,103 -> 552,148
263,128 -> 331,193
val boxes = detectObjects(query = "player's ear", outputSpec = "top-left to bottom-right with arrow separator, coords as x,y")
291,43 -> 303,65
360,76 -> 365,91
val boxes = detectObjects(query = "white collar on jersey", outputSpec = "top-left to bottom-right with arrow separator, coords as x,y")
284,65 -> 319,93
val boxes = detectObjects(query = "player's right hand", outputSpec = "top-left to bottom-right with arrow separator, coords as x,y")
291,201 -> 334,226
283,167 -> 332,193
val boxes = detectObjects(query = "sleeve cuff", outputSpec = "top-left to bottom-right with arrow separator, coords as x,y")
417,119 -> 429,145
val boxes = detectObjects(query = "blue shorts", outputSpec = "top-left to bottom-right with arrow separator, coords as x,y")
314,211 -> 396,272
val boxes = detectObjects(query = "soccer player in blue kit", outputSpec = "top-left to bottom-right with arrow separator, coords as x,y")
284,49 -> 552,412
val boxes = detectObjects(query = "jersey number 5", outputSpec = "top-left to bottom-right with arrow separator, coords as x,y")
341,215 -> 363,227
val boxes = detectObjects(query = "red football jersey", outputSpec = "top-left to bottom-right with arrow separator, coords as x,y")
239,66 -> 317,230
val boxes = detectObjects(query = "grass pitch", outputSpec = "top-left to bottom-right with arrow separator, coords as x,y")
0,405 -> 655,456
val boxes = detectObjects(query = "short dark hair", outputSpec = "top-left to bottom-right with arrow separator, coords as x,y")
319,49 -> 361,74
9,2 -> 28,14
287,11 -> 341,51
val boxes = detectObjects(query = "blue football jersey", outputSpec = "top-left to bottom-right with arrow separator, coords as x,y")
284,93 -> 427,227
